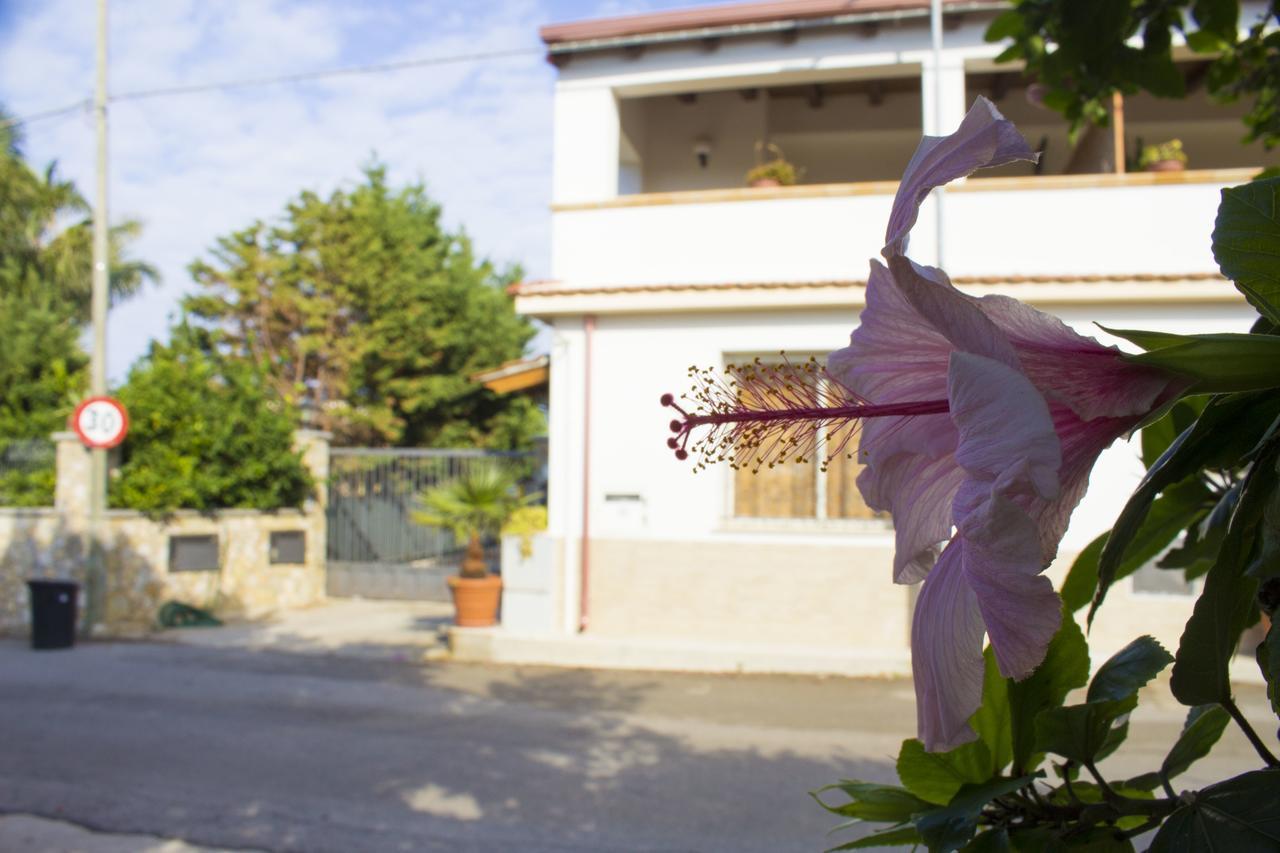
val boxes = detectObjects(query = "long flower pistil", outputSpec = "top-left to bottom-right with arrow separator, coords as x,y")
662,354 -> 949,473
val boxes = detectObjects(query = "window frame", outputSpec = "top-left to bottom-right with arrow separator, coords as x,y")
719,351 -> 891,531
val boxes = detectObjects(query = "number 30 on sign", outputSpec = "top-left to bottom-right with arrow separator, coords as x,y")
72,397 -> 129,449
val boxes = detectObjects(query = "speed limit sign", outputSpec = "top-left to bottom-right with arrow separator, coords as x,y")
72,396 -> 129,449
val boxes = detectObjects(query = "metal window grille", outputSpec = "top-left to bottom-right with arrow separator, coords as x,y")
170,535 -> 220,572
269,531 -> 306,565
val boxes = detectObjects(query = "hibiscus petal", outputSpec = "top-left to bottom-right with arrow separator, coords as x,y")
888,256 -> 1021,371
948,352 -> 1061,502
885,96 -> 1038,254
859,452 -> 967,584
1027,404 -> 1141,564
830,260 -> 956,468
976,294 -> 1178,420
958,494 -> 1062,680
911,538 -> 986,751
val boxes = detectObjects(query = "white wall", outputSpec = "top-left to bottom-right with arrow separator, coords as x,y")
551,178 -> 1235,286
551,297 -> 1254,659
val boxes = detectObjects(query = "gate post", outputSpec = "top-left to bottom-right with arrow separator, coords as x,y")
295,429 -> 332,600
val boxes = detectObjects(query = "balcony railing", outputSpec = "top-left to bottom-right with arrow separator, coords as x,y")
550,168 -> 1258,289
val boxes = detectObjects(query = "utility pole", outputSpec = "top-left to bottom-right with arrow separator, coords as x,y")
930,0 -> 945,269
87,0 -> 109,629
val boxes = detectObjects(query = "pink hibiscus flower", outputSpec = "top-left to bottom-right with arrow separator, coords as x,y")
836,97 -> 1182,750
664,97 -> 1183,751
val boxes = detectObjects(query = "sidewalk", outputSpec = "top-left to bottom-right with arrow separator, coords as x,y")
155,598 -> 454,661
0,814 -> 256,853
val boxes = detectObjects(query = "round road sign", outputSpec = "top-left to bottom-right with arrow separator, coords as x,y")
72,396 -> 129,449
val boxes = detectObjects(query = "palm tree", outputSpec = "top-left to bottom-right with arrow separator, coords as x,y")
412,463 -> 531,579
0,108 -> 158,318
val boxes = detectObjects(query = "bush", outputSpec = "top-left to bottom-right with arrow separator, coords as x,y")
112,329 -> 312,512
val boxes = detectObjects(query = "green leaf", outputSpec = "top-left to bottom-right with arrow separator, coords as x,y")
1166,705 -> 1233,782
1259,622 -> 1280,719
1247,475 -> 1280,581
1213,178 -> 1280,327
1185,29 -> 1228,53
1073,478 -> 1213,617
1007,610 -> 1090,772
917,776 -> 1035,853
1149,769 -> 1280,852
810,781 -> 932,823
1035,696 -> 1137,764
1142,399 -> 1208,467
896,738 -> 994,807
1087,636 -> 1174,703
962,828 -> 1011,852
1170,443 -> 1277,706
1062,533 -> 1108,614
1038,637 -> 1164,766
1159,483 -> 1239,580
984,10 -> 1024,42
1192,0 -> 1239,42
1121,333 -> 1280,393
827,823 -> 923,851
1091,392 -> 1280,623
1101,326 -> 1187,352
971,647 -> 1013,775
1061,828 -> 1136,851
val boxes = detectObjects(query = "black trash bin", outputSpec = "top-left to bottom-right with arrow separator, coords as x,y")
27,579 -> 79,650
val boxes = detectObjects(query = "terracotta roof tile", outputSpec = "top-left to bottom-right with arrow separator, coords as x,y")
541,0 -> 975,46
510,272 -> 1227,297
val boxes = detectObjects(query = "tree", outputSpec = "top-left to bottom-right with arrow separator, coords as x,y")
185,164 -> 542,449
989,1 -> 1279,148
0,289 -> 86,505
0,110 -> 156,505
0,113 -> 158,321
111,326 -> 312,512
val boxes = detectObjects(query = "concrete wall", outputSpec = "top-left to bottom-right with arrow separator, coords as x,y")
0,430 -> 329,636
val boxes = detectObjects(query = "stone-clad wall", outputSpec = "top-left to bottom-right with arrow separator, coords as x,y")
0,430 -> 330,636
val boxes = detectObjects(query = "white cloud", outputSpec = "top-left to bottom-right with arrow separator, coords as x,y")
1,0 -> 558,381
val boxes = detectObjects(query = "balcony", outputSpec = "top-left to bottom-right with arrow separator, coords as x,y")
545,64 -> 1277,298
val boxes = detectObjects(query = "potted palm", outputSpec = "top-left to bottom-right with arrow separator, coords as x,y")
413,463 -> 530,627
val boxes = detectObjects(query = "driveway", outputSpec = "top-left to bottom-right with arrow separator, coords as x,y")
0,605 -> 1273,852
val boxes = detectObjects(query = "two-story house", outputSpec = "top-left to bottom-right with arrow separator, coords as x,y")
482,0 -> 1276,676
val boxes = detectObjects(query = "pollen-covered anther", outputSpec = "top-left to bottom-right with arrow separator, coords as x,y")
661,355 -> 951,470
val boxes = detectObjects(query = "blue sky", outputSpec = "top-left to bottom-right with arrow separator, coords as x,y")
0,0 -> 723,381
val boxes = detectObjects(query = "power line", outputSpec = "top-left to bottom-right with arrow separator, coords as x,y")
1,99 -> 90,130
111,45 -> 543,102
2,43 -> 543,129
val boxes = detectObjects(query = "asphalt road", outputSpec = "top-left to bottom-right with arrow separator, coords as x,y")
0,639 -> 907,852
0,637 -> 1273,852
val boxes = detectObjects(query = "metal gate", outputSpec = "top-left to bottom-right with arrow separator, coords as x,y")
325,448 -> 531,600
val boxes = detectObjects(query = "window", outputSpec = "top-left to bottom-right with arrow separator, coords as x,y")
169,535 -> 220,572
728,356 -> 884,522
269,531 -> 306,565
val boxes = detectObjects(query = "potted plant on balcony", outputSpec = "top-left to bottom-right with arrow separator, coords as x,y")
1138,138 -> 1188,172
746,142 -> 799,188
413,463 -> 531,627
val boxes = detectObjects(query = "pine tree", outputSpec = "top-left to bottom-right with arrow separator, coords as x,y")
186,164 -> 541,448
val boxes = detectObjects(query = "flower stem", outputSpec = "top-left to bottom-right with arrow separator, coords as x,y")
1222,696 -> 1280,768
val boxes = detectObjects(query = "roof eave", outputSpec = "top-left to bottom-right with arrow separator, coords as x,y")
542,1 -> 1008,57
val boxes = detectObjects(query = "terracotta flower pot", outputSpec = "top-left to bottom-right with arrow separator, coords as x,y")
1146,159 -> 1186,173
448,574 -> 502,627
750,178 -> 782,188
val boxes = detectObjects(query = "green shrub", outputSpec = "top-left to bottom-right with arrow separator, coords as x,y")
112,328 -> 312,512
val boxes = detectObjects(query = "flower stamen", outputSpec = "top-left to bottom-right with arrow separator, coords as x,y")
661,353 -> 949,473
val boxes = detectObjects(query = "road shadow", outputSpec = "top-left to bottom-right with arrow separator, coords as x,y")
0,634 -> 905,853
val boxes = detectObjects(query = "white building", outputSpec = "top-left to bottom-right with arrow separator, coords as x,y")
479,0 -> 1277,675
